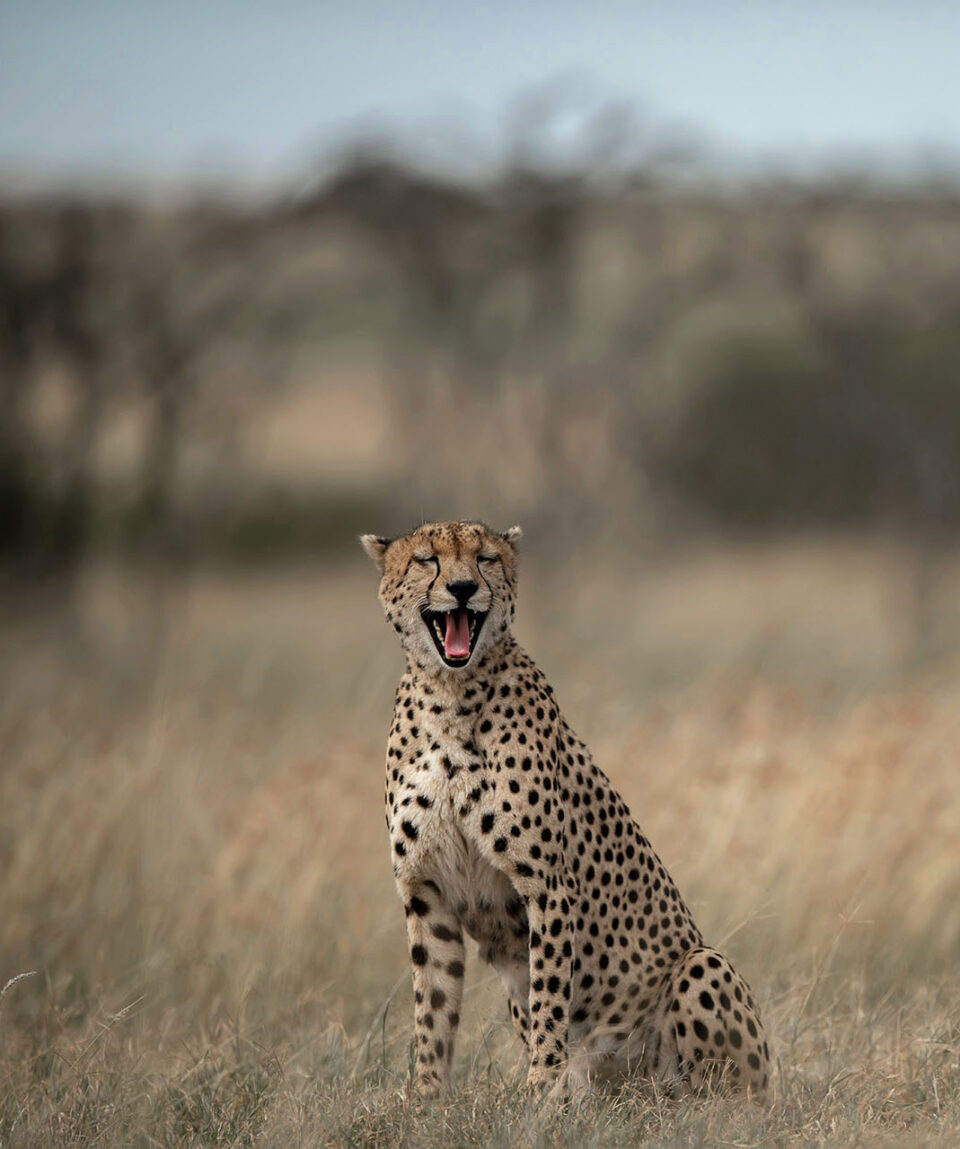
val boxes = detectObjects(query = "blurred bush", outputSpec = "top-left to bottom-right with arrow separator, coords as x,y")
664,310 -> 960,529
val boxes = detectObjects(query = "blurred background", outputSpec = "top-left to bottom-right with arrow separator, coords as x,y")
4,1 -> 960,569
1,3 -> 959,1145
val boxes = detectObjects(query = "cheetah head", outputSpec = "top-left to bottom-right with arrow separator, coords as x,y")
361,521 -> 522,672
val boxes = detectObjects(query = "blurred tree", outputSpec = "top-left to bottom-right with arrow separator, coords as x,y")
0,213 -> 39,558
0,204 -> 108,570
44,205 -> 108,562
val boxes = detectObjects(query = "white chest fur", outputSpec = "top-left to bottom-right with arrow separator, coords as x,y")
386,713 -> 521,952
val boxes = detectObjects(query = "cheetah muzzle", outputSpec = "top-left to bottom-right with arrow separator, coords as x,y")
361,521 -> 771,1100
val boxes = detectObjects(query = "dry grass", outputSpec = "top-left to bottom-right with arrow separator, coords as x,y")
1,539 -> 958,1146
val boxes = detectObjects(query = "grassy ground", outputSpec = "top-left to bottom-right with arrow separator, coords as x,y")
1,539 -> 958,1146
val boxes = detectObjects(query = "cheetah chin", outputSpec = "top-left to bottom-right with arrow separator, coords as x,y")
421,606 -> 487,667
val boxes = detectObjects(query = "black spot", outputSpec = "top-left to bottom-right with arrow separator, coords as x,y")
707,955 -> 722,969
401,820 -> 419,841
430,989 -> 446,1009
480,813 -> 495,833
409,896 -> 429,916
494,837 -> 508,853
411,945 -> 428,966
416,794 -> 432,809
748,1052 -> 761,1071
699,990 -> 714,1011
747,1017 -> 758,1038
690,964 -> 704,979
447,960 -> 465,978
729,1029 -> 742,1049
693,1019 -> 709,1041
431,923 -> 458,942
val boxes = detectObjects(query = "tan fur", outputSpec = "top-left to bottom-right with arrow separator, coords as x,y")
363,521 -> 770,1097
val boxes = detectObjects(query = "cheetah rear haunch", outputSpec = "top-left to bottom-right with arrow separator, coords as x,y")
361,521 -> 770,1099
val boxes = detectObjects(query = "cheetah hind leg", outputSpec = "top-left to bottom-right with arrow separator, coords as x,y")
648,946 -> 770,1096
507,996 -> 531,1050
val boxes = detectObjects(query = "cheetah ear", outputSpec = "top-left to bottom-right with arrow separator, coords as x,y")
360,534 -> 391,572
501,525 -> 523,548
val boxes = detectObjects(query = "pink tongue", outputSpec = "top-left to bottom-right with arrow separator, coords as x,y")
444,609 -> 471,658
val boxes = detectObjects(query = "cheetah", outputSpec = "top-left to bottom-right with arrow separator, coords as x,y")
361,521 -> 770,1098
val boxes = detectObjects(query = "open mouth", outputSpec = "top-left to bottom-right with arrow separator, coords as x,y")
421,606 -> 487,667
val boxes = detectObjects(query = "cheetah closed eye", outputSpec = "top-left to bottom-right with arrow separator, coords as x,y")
361,521 -> 770,1098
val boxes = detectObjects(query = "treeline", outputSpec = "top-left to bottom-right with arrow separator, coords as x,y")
2,148 -> 960,569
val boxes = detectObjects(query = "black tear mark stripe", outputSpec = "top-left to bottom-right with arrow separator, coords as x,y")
426,556 -> 440,596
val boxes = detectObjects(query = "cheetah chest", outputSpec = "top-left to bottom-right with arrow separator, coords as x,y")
387,727 -> 528,965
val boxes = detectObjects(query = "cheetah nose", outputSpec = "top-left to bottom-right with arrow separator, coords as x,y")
447,580 -> 478,608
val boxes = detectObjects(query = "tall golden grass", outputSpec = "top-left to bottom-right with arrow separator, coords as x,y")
1,540 -> 958,1146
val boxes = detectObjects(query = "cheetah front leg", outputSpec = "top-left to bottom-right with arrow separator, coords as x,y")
399,880 -> 466,1097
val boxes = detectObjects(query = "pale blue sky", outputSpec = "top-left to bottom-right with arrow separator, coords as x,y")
1,1 -> 958,187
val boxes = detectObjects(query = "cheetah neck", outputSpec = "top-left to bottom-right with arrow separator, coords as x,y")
405,632 -> 519,696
